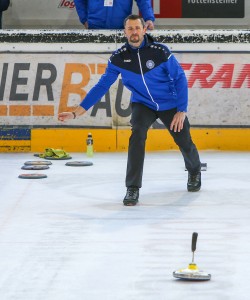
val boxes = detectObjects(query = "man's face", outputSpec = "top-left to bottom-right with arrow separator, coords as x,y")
124,19 -> 146,48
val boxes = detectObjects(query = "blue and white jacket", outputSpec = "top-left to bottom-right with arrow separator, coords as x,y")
74,0 -> 155,29
80,34 -> 188,112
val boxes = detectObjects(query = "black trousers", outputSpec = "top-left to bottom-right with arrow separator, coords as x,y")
126,103 -> 201,188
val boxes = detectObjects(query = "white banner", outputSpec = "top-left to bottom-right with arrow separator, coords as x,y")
0,52 -> 249,127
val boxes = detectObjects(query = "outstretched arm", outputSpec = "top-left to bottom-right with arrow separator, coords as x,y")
58,59 -> 120,122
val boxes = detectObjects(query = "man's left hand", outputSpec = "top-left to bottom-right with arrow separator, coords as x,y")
170,112 -> 186,132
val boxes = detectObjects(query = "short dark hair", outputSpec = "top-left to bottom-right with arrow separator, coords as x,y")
123,14 -> 145,28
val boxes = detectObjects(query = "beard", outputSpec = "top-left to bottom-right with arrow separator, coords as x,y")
129,34 -> 140,44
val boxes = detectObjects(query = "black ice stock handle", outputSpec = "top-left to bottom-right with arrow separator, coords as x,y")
191,232 -> 198,252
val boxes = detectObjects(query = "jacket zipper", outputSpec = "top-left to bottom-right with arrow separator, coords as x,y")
137,49 -> 159,111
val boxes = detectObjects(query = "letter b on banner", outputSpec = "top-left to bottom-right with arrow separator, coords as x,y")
59,63 -> 90,112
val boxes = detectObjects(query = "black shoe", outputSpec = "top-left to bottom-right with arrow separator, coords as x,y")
123,187 -> 139,206
187,172 -> 201,192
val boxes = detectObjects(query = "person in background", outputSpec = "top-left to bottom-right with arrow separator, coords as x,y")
74,0 -> 154,30
0,0 -> 10,29
58,14 -> 201,206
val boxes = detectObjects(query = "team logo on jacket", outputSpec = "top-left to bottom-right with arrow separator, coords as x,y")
146,60 -> 155,69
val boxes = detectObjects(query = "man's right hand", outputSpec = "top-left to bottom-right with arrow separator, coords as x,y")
58,106 -> 86,122
58,112 -> 75,122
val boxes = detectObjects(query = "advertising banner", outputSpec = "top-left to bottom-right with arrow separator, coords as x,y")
0,52 -> 249,128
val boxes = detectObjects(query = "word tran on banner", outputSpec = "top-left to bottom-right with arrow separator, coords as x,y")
181,63 -> 250,88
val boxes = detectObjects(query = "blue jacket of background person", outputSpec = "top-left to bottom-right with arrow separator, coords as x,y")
74,0 -> 155,29
80,34 -> 188,113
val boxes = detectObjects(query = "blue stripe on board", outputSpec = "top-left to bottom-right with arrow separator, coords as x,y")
0,127 -> 31,140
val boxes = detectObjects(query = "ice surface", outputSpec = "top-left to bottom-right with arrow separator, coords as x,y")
0,151 -> 250,300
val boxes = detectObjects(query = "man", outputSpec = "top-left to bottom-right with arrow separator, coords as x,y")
58,14 -> 201,206
74,0 -> 154,30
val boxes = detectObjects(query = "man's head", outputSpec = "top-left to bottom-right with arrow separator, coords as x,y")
124,15 -> 147,48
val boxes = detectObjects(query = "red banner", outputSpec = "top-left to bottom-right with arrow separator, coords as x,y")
153,0 -> 182,18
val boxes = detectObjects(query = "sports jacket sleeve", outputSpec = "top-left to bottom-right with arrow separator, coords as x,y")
80,61 -> 120,111
166,55 -> 188,112
136,0 -> 155,21
74,0 -> 88,24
